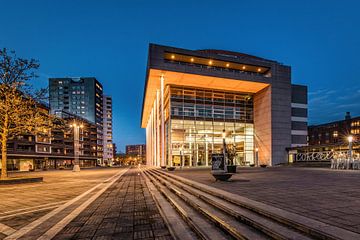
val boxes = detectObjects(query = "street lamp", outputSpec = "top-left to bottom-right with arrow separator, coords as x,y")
70,121 -> 83,172
180,145 -> 184,169
348,135 -> 353,169
255,147 -> 259,167
222,129 -> 226,153
222,129 -> 228,171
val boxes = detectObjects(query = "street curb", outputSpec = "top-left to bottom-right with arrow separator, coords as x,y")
0,177 -> 43,185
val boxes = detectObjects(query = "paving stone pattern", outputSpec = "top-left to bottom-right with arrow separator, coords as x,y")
54,168 -> 173,240
171,167 -> 360,234
0,168 -> 122,234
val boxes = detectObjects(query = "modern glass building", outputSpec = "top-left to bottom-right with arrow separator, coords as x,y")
141,44 -> 308,167
167,86 -> 254,166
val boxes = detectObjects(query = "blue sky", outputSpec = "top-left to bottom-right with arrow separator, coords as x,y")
1,0 -> 359,151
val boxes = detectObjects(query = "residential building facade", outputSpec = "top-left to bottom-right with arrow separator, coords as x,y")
308,112 -> 359,146
3,109 -> 98,171
49,77 -> 104,163
126,144 -> 146,164
102,95 -> 113,165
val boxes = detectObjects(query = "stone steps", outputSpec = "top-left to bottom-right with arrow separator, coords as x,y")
144,167 -> 360,240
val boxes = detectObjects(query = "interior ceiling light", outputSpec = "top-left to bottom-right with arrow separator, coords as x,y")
171,55 -> 175,59
209,60 -> 213,65
242,66 -> 246,70
190,58 -> 194,62
226,63 -> 230,67
257,68 -> 261,72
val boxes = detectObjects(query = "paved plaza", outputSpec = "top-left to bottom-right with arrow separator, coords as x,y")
0,168 -> 172,240
1,166 -> 360,239
54,168 -> 172,240
0,168 -> 122,239
170,166 -> 360,234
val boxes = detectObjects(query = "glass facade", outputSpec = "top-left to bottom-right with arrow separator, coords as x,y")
165,86 -> 254,167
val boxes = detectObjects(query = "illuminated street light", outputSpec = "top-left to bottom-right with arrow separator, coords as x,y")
180,145 -> 184,169
222,129 -> 228,170
255,147 -> 259,167
70,121 -> 83,172
348,135 -> 353,169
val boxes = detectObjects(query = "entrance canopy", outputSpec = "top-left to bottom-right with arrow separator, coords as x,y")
141,69 -> 269,128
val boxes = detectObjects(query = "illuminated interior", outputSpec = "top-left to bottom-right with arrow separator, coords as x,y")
166,86 -> 254,166
142,67 -> 271,167
141,69 -> 270,128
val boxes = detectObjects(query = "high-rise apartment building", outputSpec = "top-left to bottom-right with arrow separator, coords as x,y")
102,95 -> 113,164
49,77 -> 104,163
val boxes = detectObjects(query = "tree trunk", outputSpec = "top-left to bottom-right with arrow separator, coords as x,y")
1,114 -> 9,180
1,133 -> 8,179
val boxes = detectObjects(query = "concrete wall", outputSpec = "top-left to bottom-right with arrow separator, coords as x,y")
270,65 -> 292,165
291,84 -> 308,147
254,86 -> 272,165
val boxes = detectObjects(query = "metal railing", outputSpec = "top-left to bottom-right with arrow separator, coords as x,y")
294,150 -> 360,170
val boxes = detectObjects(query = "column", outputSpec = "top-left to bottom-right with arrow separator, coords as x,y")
189,139 -> 192,167
160,74 -> 165,167
156,90 -> 160,167
205,141 -> 209,166
151,107 -> 156,166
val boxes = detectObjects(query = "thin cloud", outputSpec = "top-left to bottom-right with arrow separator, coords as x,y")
334,102 -> 360,109
309,86 -> 360,124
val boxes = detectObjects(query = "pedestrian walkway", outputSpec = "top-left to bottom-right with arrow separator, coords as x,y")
53,168 -> 173,240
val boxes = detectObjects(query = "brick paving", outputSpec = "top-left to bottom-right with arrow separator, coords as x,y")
0,168 -> 122,235
170,166 -> 360,234
54,168 -> 173,240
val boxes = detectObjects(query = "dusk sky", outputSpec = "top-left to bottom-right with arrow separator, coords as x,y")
1,0 -> 359,152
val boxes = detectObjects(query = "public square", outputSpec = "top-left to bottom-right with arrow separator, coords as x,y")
1,1 -> 360,239
1,167 -> 360,239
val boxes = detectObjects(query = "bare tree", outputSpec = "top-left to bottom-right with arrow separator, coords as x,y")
0,48 -> 54,179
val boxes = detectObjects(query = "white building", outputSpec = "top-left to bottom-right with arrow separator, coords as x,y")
102,95 -> 113,164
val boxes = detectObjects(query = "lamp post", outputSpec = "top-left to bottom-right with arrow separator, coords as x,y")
180,145 -> 184,170
222,129 -> 227,172
70,122 -> 83,172
348,135 -> 353,170
255,147 -> 259,167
